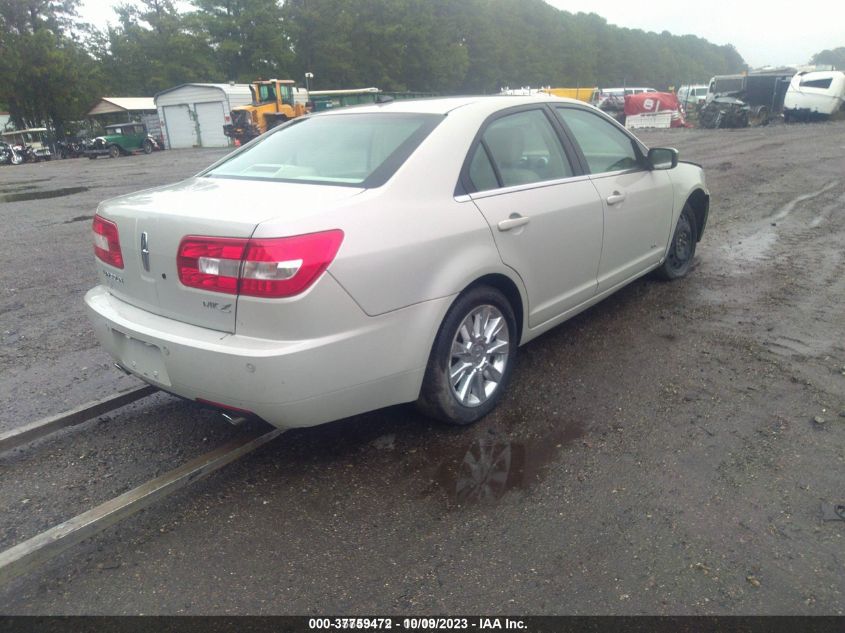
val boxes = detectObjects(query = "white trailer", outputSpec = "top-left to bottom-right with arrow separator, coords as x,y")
783,71 -> 845,120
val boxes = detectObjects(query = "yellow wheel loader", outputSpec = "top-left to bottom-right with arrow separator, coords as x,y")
223,79 -> 309,144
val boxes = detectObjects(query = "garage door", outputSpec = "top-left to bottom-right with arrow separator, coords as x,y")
195,101 -> 228,148
163,105 -> 197,149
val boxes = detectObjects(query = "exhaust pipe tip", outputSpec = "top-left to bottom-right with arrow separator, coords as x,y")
114,362 -> 132,376
220,411 -> 247,426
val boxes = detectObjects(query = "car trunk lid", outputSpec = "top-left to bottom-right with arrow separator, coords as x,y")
95,177 -> 363,332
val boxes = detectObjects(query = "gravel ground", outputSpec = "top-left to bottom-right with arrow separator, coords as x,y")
0,123 -> 844,614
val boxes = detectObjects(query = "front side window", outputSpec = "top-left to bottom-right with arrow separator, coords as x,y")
258,84 -> 276,102
475,109 -> 573,189
555,107 -> 640,174
206,113 -> 442,187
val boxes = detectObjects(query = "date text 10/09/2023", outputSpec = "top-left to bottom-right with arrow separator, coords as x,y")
308,618 -> 527,630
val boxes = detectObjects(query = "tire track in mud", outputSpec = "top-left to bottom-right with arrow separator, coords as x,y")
641,124 -> 845,398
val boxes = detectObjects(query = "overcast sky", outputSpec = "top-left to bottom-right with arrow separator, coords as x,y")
80,0 -> 843,68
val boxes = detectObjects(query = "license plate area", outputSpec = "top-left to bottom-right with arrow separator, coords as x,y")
110,329 -> 171,386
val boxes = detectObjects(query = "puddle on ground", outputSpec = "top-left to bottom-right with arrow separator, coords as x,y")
0,184 -> 37,194
0,177 -> 51,190
430,422 -> 584,506
0,186 -> 88,203
718,229 -> 777,266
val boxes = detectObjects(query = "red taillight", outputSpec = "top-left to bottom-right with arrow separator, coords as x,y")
177,236 -> 247,294
176,230 -> 344,298
240,230 -> 344,298
92,214 -> 124,269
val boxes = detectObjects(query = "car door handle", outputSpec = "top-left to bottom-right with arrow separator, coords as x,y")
606,191 -> 626,205
497,214 -> 530,231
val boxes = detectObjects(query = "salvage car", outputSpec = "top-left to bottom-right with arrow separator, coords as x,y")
85,96 -> 709,429
85,123 -> 157,159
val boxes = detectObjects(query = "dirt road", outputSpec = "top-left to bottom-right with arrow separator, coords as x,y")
1,122 -> 844,614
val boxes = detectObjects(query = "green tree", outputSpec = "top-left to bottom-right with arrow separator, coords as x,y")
101,0 -> 219,95
811,47 -> 845,69
96,0 -> 747,96
189,0 -> 294,82
0,0 -> 103,133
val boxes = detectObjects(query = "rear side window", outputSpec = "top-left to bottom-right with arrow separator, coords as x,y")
206,113 -> 442,187
476,109 -> 573,189
555,107 -> 639,174
468,146 -> 499,191
799,77 -> 833,89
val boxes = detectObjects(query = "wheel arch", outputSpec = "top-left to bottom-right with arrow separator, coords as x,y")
460,272 -> 526,346
685,188 -> 709,242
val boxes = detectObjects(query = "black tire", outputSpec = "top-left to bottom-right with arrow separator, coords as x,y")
417,286 -> 517,425
655,203 -> 697,280
142,139 -> 153,154
88,155 -> 97,160
108,145 -> 120,159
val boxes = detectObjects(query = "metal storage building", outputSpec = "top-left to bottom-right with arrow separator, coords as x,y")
154,83 -> 252,149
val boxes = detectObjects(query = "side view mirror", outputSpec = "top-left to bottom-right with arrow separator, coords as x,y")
647,147 -> 679,170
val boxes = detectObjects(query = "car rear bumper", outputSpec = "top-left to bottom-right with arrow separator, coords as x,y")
84,285 -> 451,429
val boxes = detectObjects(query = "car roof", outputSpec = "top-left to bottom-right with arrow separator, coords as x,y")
314,94 -> 583,116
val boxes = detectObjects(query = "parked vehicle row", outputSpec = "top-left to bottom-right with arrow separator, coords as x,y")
700,68 -> 845,127
0,123 -> 164,166
591,67 -> 844,132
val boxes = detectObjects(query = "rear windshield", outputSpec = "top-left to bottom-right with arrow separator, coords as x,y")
206,112 -> 442,188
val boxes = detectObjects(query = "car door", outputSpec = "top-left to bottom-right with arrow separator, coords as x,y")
554,106 -> 674,293
465,107 -> 604,329
125,125 -> 145,150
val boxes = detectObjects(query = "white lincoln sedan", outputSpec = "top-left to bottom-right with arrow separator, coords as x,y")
86,96 -> 709,428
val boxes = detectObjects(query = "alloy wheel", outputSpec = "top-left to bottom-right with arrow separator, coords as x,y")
448,304 -> 510,407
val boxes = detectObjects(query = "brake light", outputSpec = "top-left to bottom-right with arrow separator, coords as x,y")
240,230 -> 344,298
176,230 -> 343,298
92,215 -> 124,269
177,237 -> 247,294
